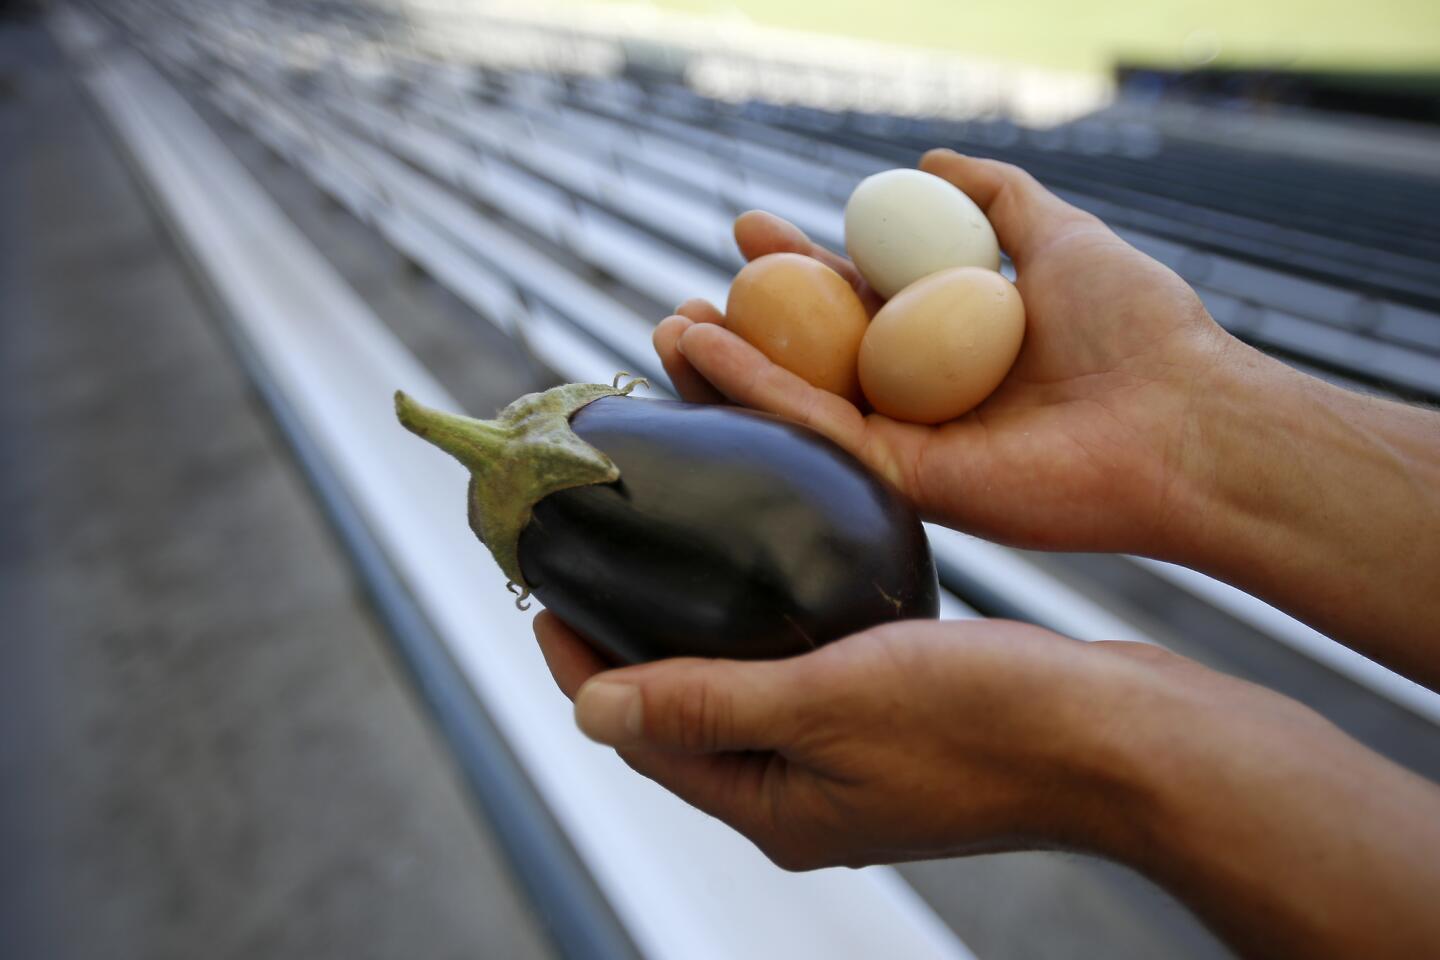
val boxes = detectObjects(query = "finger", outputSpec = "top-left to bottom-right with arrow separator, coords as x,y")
654,315 -> 725,403
676,322 -> 867,453
919,150 -> 1097,264
674,297 -> 724,326
573,655 -> 807,753
735,210 -> 859,284
734,211 -> 884,313
534,611 -> 609,700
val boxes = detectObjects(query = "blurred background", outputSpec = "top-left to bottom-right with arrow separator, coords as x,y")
3,0 -> 1438,958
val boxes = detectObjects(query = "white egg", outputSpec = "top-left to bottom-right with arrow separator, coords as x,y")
844,168 -> 1001,300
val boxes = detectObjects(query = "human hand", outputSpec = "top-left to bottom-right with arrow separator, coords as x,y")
534,609 -> 1200,870
538,610 -> 1440,958
655,149 -> 1236,556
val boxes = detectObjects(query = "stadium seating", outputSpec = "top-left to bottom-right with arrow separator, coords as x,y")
57,1 -> 1440,954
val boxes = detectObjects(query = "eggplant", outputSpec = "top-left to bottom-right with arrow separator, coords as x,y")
395,378 -> 938,664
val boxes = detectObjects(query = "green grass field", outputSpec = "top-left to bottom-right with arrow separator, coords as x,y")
576,0 -> 1440,76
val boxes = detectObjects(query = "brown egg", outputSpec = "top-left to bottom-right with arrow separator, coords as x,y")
725,253 -> 870,403
859,267 -> 1025,424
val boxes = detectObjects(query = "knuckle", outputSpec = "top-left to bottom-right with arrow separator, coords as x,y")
994,158 -> 1038,188
855,430 -> 912,496
796,387 -> 830,430
674,679 -> 730,751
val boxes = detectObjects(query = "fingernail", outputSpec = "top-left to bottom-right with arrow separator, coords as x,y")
575,681 -> 642,746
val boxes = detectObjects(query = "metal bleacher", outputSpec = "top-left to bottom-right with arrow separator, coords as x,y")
52,0 -> 1440,956
116,0 -> 1440,402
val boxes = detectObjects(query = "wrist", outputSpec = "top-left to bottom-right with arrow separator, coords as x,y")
1045,643 -> 1314,867
1099,656 -> 1440,957
1029,642 -> 1238,862
1144,336 -> 1311,568
1147,336 -> 1440,671
1104,324 -> 1259,562
1104,661 -> 1312,873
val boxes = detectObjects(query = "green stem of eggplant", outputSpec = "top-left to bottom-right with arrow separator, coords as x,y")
394,390 -> 509,475
391,380 -> 641,600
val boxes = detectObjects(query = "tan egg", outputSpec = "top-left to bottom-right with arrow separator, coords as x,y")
725,253 -> 870,403
859,267 -> 1025,424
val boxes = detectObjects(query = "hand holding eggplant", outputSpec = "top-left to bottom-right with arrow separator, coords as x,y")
538,610 -> 1153,870
538,611 -> 1440,958
657,149 -> 1233,561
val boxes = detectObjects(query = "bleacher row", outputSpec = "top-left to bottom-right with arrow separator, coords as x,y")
754,102 -> 1440,305
117,0 -> 1440,406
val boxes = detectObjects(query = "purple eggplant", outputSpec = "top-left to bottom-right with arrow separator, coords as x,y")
396,379 -> 938,664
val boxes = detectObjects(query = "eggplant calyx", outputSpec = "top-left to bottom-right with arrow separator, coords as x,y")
393,376 -> 646,605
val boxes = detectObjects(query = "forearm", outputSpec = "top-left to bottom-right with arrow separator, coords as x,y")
1111,673 -> 1440,958
1162,340 -> 1440,686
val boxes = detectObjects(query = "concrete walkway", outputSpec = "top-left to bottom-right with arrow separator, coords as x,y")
0,20 -> 553,960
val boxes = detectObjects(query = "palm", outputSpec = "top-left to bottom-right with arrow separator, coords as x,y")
658,151 -> 1229,553
913,222 -> 1225,549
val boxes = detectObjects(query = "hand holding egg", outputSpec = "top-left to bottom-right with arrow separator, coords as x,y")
721,167 -> 1026,425
666,151 -> 1221,559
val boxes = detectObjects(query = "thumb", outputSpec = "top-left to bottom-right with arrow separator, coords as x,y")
574,658 -> 804,753
919,149 -> 1097,265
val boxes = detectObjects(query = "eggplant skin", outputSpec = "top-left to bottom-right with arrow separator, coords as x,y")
517,396 -> 939,664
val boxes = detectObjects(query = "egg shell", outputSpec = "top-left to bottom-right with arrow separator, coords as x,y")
844,168 -> 1001,300
725,253 -> 870,403
858,267 -> 1024,425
